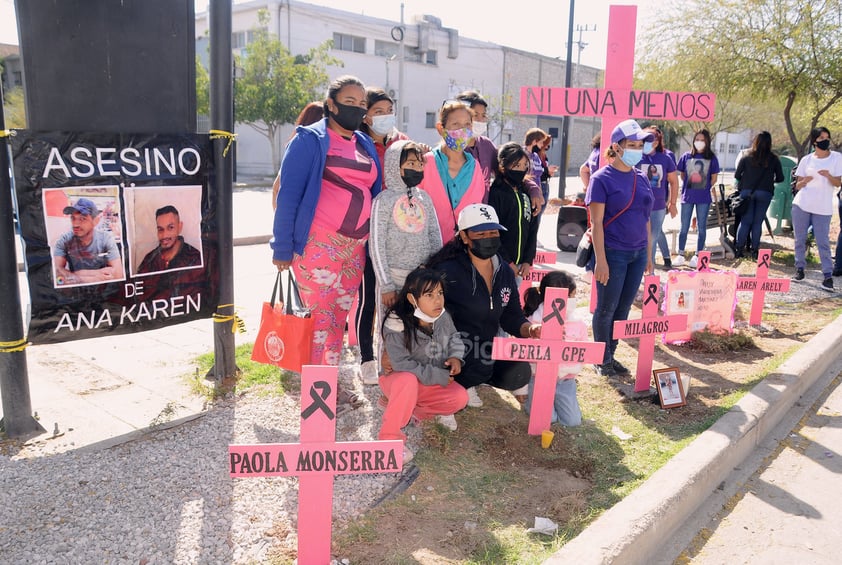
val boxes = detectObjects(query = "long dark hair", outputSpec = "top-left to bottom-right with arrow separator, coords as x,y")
384,267 -> 448,351
749,131 -> 773,167
426,236 -> 469,268
693,129 -> 715,159
523,271 -> 576,317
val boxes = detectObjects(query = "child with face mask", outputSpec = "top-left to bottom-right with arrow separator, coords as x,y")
370,141 -> 443,378
488,142 -> 540,281
378,267 -> 468,461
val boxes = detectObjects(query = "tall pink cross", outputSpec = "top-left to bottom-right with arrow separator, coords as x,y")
612,275 -> 688,392
491,287 -> 605,435
229,366 -> 403,564
736,249 -> 791,325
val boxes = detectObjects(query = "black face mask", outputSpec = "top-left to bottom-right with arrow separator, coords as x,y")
531,145 -> 541,154
469,236 -> 501,259
330,101 -> 367,131
401,169 -> 424,188
504,169 -> 527,185
816,139 -> 831,151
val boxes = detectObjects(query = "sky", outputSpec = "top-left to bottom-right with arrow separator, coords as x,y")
1,0 -> 661,70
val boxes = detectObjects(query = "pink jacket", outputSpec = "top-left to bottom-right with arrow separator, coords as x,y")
419,151 -> 487,244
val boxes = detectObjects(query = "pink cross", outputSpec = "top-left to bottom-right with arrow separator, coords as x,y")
613,275 -> 688,392
229,366 -> 403,564
736,249 -> 791,325
491,287 -> 605,435
519,7 -> 715,154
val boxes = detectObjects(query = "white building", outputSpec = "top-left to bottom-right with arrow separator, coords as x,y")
195,0 -> 602,182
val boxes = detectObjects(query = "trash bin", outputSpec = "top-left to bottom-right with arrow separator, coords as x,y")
768,155 -> 797,234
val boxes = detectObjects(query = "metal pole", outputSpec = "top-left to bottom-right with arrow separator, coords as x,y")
0,81 -> 44,437
398,3 -> 406,131
558,0 -> 575,198
209,0 -> 236,381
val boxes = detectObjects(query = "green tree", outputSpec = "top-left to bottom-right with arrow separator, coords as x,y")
2,86 -> 26,129
638,0 -> 842,158
196,55 -> 209,118
235,9 -> 342,171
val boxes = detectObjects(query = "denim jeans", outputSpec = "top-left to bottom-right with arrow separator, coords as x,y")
649,208 -> 670,263
835,197 -> 842,272
791,204 -> 833,277
524,376 -> 582,426
678,202 -> 711,253
593,246 -> 648,364
735,189 -> 773,253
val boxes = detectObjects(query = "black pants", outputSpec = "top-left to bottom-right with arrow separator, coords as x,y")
354,255 -> 377,363
457,360 -> 531,391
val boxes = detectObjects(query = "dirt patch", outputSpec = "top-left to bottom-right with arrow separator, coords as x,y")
326,251 -> 842,564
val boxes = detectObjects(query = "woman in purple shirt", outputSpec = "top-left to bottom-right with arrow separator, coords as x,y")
586,120 -> 654,377
638,126 -> 678,273
675,129 -> 720,267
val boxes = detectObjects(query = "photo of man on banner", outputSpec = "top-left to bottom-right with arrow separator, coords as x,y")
44,187 -> 126,289
124,185 -> 206,300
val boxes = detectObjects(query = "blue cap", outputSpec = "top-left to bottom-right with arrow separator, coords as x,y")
63,197 -> 99,217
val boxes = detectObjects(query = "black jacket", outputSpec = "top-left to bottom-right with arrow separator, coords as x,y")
488,177 -> 539,266
436,251 -> 529,387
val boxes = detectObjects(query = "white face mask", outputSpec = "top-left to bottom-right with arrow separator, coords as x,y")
693,140 -> 706,152
410,297 -> 445,323
370,113 -> 396,136
413,307 -> 444,324
472,120 -> 488,137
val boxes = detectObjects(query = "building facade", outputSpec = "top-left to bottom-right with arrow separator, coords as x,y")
195,0 -> 602,181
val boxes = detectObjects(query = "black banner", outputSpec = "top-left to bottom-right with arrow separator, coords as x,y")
11,131 -> 218,344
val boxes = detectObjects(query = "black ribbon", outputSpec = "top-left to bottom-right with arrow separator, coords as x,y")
699,255 -> 710,271
644,283 -> 659,305
542,298 -> 566,326
301,381 -> 335,420
759,252 -> 770,269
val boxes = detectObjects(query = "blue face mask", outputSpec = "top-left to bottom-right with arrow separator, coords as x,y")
643,141 -> 654,155
620,147 -> 643,167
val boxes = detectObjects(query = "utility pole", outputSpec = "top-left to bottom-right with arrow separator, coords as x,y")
209,0 -> 237,382
559,0 -> 575,199
398,3 -> 406,131
0,81 -> 43,437
574,24 -> 596,86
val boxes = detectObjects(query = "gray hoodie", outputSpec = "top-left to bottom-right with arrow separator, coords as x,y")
370,140 -> 443,294
382,311 -> 465,386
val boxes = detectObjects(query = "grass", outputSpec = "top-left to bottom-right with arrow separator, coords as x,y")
188,342 -> 297,399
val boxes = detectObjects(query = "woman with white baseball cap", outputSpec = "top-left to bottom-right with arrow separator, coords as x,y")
427,203 -> 542,407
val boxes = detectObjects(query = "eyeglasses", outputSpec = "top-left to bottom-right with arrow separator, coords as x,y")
441,99 -> 472,109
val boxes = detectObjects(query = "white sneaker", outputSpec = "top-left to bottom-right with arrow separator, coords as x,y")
689,255 -> 698,269
361,360 -> 379,385
466,386 -> 483,408
436,414 -> 458,431
402,446 -> 414,465
672,255 -> 686,267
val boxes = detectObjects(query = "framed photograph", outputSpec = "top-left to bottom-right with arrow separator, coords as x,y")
653,368 -> 686,409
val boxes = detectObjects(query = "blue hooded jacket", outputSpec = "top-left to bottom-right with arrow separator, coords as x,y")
271,118 -> 383,261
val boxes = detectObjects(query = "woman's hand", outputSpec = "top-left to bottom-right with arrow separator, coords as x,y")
381,349 -> 393,375
273,259 -> 291,271
382,291 -> 397,308
594,260 -> 610,285
668,201 -> 678,218
518,263 -> 532,279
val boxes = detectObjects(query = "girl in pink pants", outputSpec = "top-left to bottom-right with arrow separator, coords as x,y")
378,268 -> 468,448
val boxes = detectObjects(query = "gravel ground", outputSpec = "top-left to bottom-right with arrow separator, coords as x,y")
0,349 -> 418,564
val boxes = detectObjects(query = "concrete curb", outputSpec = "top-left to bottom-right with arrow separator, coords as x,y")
544,313 -> 842,565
